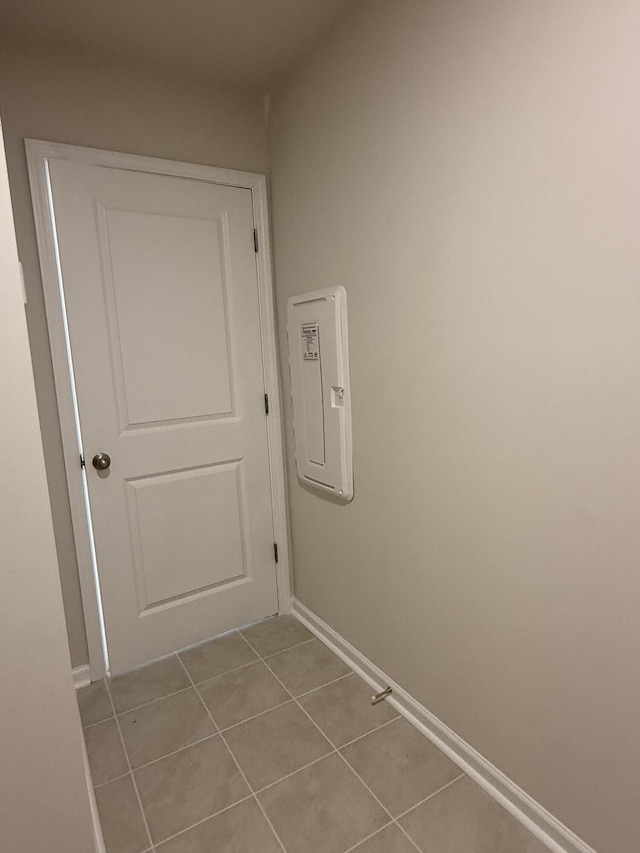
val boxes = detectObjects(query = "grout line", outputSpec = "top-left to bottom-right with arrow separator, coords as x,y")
191,657 -> 266,689
108,682 -> 194,718
151,793 -> 255,848
249,714 -> 404,798
103,680 -> 156,852
295,671 -> 355,697
90,709 -> 393,796
124,733 -> 220,775
241,630 -> 426,853
393,773 -> 466,821
337,715 -> 400,750
181,657 -> 263,687
394,823 -> 423,852
175,653 -> 288,853
93,770 -> 131,790
342,820 -> 395,853
260,636 -> 317,660
254,751 -> 335,795
107,651 -> 275,719
174,655 -> 220,734
96,621 -> 460,853
82,714 -> 115,731
219,698 -> 295,733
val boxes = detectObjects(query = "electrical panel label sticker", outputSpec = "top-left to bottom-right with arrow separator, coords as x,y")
301,323 -> 320,360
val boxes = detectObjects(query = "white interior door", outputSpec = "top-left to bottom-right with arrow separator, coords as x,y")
47,159 -> 279,674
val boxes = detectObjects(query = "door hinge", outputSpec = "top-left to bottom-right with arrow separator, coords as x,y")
264,393 -> 270,415
80,455 -> 86,468
273,543 -> 279,563
253,228 -> 259,252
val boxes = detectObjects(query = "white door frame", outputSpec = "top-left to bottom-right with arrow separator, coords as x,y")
26,139 -> 292,681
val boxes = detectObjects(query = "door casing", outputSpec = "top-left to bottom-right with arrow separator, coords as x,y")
27,139 -> 292,681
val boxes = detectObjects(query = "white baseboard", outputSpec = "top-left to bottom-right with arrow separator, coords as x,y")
292,598 -> 597,853
81,733 -> 106,853
73,664 -> 91,689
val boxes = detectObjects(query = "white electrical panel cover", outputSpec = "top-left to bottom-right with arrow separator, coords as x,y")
286,286 -> 353,501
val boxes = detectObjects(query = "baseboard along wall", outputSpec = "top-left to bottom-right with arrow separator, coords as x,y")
291,598 -> 597,853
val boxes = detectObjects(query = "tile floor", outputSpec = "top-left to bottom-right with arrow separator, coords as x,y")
78,615 -> 549,853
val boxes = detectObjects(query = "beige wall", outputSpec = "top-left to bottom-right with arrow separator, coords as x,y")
0,43 -> 269,667
268,2 -> 640,851
0,120 -> 95,852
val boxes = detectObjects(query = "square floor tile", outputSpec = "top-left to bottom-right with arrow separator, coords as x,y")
135,735 -> 249,844
109,655 -> 190,713
341,717 -> 461,816
265,639 -> 350,696
198,661 -> 289,730
399,775 -> 549,853
223,700 -> 332,790
351,823 -> 418,852
259,753 -> 388,853
95,774 -> 149,853
155,797 -> 282,853
240,614 -> 312,657
299,673 -> 398,747
178,632 -> 258,683
85,718 -> 128,787
77,680 -> 113,727
119,688 -> 215,768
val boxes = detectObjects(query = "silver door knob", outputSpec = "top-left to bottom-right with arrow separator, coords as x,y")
92,453 -> 111,470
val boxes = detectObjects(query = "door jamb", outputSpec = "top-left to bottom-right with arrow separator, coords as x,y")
26,139 -> 292,682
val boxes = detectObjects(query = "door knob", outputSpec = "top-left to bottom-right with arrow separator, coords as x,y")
92,453 -> 111,470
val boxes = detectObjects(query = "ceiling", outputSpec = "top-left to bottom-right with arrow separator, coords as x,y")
0,0 -> 352,93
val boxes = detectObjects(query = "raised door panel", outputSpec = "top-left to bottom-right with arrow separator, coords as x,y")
100,207 -> 233,428
127,461 -> 249,610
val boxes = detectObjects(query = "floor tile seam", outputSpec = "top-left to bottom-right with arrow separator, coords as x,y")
245,635 -> 398,851
336,714 -> 401,751
236,628 -> 316,661
243,616 -> 426,853
298,697 -> 405,849
341,819 -> 395,853
82,713 -> 115,731
215,725 -> 289,853
242,630 -> 401,749
295,671 -> 355,697
175,650 -> 288,853
128,732 -> 220,775
243,620 -> 461,853
150,793 -> 255,849
179,656 -> 261,686
216,695 -> 397,744
392,820 -> 424,853
393,772 -> 466,822
84,655 -> 279,725
93,769 -> 131,790
241,629 -> 357,703
253,750 -> 338,796
261,636 -> 317,659
110,683 -> 195,717
218,697 -> 295,733
241,631 -> 393,803
380,773 -> 467,853
274,662 -> 399,829
104,678 -> 156,852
